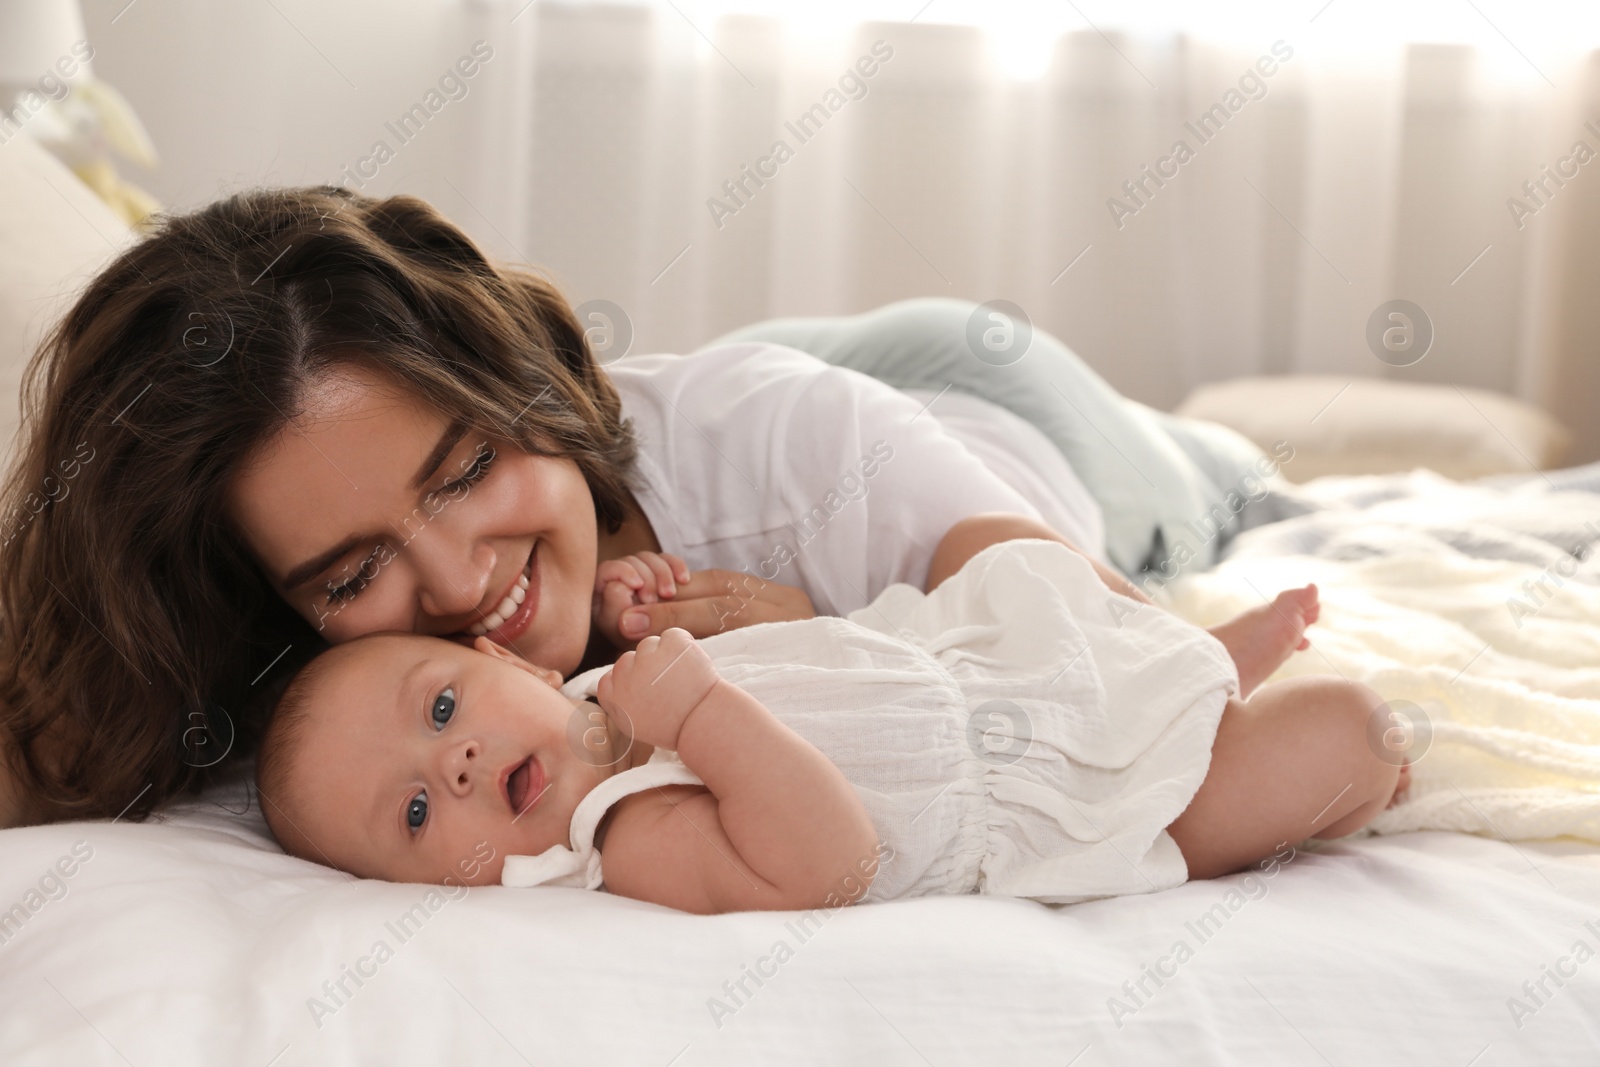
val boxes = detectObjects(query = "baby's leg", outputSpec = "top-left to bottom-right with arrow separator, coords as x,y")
1167,676 -> 1402,880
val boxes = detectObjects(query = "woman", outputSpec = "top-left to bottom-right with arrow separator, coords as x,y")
0,186 -> 1134,828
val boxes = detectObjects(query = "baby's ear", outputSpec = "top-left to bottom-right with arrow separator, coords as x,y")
471,637 -> 564,689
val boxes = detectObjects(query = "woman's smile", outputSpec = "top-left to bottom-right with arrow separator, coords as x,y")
464,544 -> 539,643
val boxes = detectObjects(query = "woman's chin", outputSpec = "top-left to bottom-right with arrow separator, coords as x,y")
515,623 -> 586,679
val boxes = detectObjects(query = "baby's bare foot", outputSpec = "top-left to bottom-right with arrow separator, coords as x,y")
1209,584 -> 1321,698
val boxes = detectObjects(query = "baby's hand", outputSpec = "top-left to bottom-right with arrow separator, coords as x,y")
593,551 -> 691,651
596,628 -> 719,751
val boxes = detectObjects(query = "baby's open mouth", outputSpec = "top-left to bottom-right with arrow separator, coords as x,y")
504,756 -> 544,818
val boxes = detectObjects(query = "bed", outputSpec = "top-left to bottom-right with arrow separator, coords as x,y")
3,135 -> 1598,1065
3,795 -> 1597,1063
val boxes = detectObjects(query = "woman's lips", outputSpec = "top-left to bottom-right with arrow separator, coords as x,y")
469,543 -> 540,645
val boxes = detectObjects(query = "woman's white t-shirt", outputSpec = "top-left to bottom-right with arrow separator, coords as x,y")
605,343 -> 1106,617
899,387 -> 1106,557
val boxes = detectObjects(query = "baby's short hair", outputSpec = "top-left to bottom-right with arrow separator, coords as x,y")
255,646 -> 345,857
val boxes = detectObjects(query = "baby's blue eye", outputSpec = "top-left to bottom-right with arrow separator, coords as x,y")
407,792 -> 428,831
431,687 -> 456,730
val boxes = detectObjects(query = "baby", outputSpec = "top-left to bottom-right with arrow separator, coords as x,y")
256,540 -> 1409,913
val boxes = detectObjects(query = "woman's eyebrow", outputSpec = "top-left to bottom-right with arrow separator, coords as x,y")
282,535 -> 365,592
410,420 -> 469,490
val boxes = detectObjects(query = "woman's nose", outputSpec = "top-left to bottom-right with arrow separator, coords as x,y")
409,531 -> 492,620
441,737 -> 482,798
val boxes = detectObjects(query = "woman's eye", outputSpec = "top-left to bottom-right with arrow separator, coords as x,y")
431,687 -> 456,729
326,574 -> 368,605
442,445 -> 496,495
325,555 -> 377,606
407,791 -> 428,831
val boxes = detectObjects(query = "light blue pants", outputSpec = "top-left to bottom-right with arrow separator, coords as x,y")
705,298 -> 1279,578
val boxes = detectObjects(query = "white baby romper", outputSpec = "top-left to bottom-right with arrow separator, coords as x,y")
502,539 -> 1240,904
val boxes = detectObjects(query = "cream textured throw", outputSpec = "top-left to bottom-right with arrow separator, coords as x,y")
1167,544 -> 1600,843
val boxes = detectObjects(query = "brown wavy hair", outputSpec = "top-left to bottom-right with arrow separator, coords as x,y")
0,186 -> 636,824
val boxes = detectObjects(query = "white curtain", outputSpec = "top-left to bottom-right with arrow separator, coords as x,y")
87,0 -> 1600,461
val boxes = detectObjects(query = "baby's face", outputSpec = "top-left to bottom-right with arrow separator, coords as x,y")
276,632 -> 620,886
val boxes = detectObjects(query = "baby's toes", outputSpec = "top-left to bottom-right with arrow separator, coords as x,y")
1273,589 -> 1308,624
1289,586 -> 1322,626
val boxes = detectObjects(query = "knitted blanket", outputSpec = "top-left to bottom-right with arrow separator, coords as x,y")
1166,474 -> 1600,843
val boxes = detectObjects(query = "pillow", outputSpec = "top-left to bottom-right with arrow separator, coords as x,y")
1175,376 -> 1573,482
0,135 -> 132,468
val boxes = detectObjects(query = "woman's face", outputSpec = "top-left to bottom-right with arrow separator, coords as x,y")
227,364 -> 599,675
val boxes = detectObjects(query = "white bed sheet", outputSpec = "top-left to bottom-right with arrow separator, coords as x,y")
2,766 -> 1597,1065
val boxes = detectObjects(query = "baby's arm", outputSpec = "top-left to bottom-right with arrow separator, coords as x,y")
594,629 -> 879,914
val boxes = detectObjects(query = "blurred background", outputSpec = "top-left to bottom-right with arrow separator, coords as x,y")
7,0 -> 1598,461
